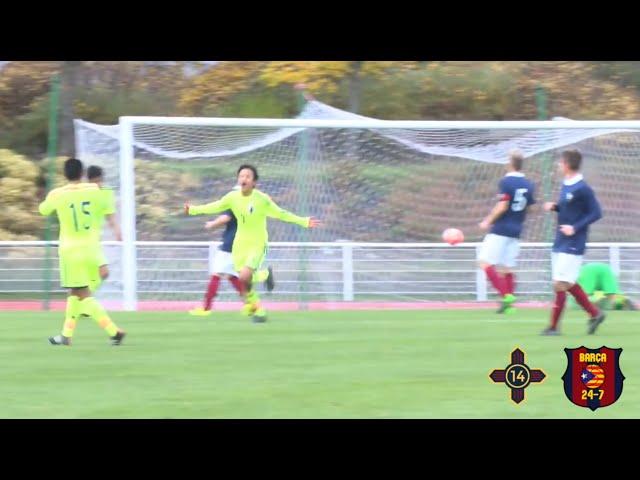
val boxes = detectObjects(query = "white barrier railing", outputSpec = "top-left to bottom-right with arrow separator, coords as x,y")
1,241 -> 640,309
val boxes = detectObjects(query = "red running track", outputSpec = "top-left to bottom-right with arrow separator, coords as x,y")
0,300 -> 551,312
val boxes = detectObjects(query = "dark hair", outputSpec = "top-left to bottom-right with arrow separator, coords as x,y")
87,165 -> 103,181
561,149 -> 582,171
64,158 -> 83,181
509,151 -> 524,171
237,164 -> 259,181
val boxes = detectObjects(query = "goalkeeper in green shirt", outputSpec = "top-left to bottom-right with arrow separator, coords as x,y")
185,164 -> 321,322
570,262 -> 637,311
39,158 -> 126,346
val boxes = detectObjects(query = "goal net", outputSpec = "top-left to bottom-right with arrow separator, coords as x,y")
73,102 -> 640,309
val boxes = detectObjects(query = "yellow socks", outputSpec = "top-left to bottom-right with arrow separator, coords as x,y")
62,295 -> 80,338
78,297 -> 119,337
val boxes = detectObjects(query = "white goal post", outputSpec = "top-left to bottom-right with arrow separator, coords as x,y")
73,111 -> 640,310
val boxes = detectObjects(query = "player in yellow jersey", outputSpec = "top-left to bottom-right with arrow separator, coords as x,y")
184,164 -> 320,322
87,165 -> 122,292
39,158 -> 126,346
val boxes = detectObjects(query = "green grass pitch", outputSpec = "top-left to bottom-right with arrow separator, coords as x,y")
1,308 -> 639,418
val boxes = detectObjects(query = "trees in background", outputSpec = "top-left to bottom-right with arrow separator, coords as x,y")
3,60 -> 640,160
2,60 -> 640,239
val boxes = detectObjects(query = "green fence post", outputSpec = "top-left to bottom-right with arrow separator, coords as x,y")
536,85 -> 554,242
43,75 -> 60,310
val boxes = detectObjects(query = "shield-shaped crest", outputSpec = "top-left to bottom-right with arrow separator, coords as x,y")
562,347 -> 624,411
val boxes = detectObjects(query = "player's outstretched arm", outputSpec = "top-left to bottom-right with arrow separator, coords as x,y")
308,217 -> 321,228
205,214 -> 232,230
184,194 -> 231,217
544,202 -> 558,212
265,196 -> 320,228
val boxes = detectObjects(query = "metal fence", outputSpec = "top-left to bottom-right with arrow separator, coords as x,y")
2,241 -> 640,306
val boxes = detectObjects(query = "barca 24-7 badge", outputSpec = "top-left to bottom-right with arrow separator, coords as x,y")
562,347 -> 625,411
490,348 -> 546,404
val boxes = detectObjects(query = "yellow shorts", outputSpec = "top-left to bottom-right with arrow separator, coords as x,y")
232,243 -> 267,272
58,247 -> 95,289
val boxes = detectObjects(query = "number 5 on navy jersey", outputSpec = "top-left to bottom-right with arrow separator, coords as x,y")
511,188 -> 529,212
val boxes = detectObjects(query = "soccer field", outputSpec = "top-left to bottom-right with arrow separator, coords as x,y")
2,309 -> 639,419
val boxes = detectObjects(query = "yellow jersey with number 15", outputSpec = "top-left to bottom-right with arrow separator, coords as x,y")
38,182 -> 110,249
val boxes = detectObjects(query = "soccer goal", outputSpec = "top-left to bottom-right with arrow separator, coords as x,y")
72,102 -> 640,310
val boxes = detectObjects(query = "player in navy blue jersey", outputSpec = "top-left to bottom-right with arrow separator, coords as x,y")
478,151 -> 536,314
542,149 -> 604,335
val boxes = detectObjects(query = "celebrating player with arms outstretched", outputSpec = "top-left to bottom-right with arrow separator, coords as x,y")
189,203 -> 274,317
184,165 -> 320,322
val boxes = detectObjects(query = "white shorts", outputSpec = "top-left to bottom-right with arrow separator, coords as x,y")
478,234 -> 520,268
552,252 -> 583,284
210,249 -> 237,277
